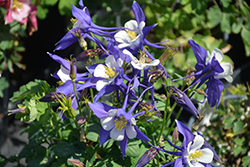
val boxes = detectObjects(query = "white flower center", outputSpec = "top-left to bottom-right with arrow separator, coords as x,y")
188,150 -> 203,162
114,115 -> 127,131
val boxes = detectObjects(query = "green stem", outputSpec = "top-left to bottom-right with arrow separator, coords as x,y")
166,107 -> 182,137
72,79 -> 82,116
157,78 -> 170,143
52,112 -> 63,140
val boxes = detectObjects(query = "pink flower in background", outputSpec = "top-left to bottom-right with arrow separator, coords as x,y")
0,0 -> 38,35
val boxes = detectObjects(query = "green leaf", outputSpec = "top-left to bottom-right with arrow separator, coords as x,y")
44,0 -> 58,6
0,77 -> 9,98
86,132 -> 99,142
58,0 -> 78,16
220,0 -> 232,8
239,2 -> 250,17
233,146 -> 242,155
126,140 -> 140,157
233,120 -> 244,134
221,14 -> 231,34
241,27 -> 250,46
36,5 -> 49,19
235,137 -> 245,145
50,142 -> 81,158
191,0 -> 207,15
232,17 -> 243,34
242,156 -> 250,167
207,6 -> 222,28
28,98 -> 38,122
0,40 -> 13,50
223,117 -> 234,129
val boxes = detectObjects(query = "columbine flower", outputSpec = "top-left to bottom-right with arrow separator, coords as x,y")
3,0 -> 30,25
93,54 -> 123,91
123,49 -> 159,70
55,0 -> 123,51
88,86 -> 151,158
175,40 -> 233,108
46,53 -> 90,120
2,0 -> 38,35
146,120 -> 219,167
114,1 -> 167,53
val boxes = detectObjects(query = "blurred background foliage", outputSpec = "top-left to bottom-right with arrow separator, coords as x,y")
1,0 -> 250,166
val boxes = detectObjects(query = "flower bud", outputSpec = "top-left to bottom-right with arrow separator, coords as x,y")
68,159 -> 84,167
172,127 -> 179,143
135,148 -> 158,167
70,61 -> 76,80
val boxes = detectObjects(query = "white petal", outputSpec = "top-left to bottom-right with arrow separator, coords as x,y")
117,58 -> 123,67
118,43 -> 131,49
130,117 -> 136,125
126,125 -> 137,139
138,21 -> 146,32
101,116 -> 115,131
125,20 -> 138,31
123,49 -> 138,63
149,59 -> 160,66
211,48 -> 223,63
94,64 -> 108,78
196,148 -> 214,163
108,109 -> 117,117
114,31 -> 130,43
131,62 -> 143,70
110,127 -> 125,141
105,55 -> 115,68
188,161 -> 205,167
215,62 -> 233,82
190,135 -> 204,152
57,65 -> 70,83
96,80 -> 108,91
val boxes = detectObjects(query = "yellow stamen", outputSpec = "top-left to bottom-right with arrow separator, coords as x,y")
188,150 -> 203,162
70,18 -> 78,25
104,66 -> 116,79
114,115 -> 127,131
126,30 -> 137,40
12,0 -> 23,11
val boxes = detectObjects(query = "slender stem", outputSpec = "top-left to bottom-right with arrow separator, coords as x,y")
157,78 -> 170,143
52,112 -> 62,140
72,79 -> 82,116
166,108 -> 182,137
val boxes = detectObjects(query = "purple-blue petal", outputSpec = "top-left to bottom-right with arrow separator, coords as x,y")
134,126 -> 149,141
55,30 -> 78,50
206,78 -> 224,108
99,126 -> 110,145
176,120 -> 194,148
132,1 -> 145,23
119,135 -> 128,158
94,85 -> 117,102
188,40 -> 207,66
88,102 -> 116,118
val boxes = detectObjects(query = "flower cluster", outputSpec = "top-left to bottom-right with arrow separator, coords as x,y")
40,0 -> 233,165
0,0 -> 38,35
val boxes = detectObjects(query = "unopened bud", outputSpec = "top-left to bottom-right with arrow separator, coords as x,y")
68,159 -> 84,167
8,106 -> 26,116
135,148 -> 158,167
70,61 -> 76,80
173,127 -> 179,143
78,116 -> 86,125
